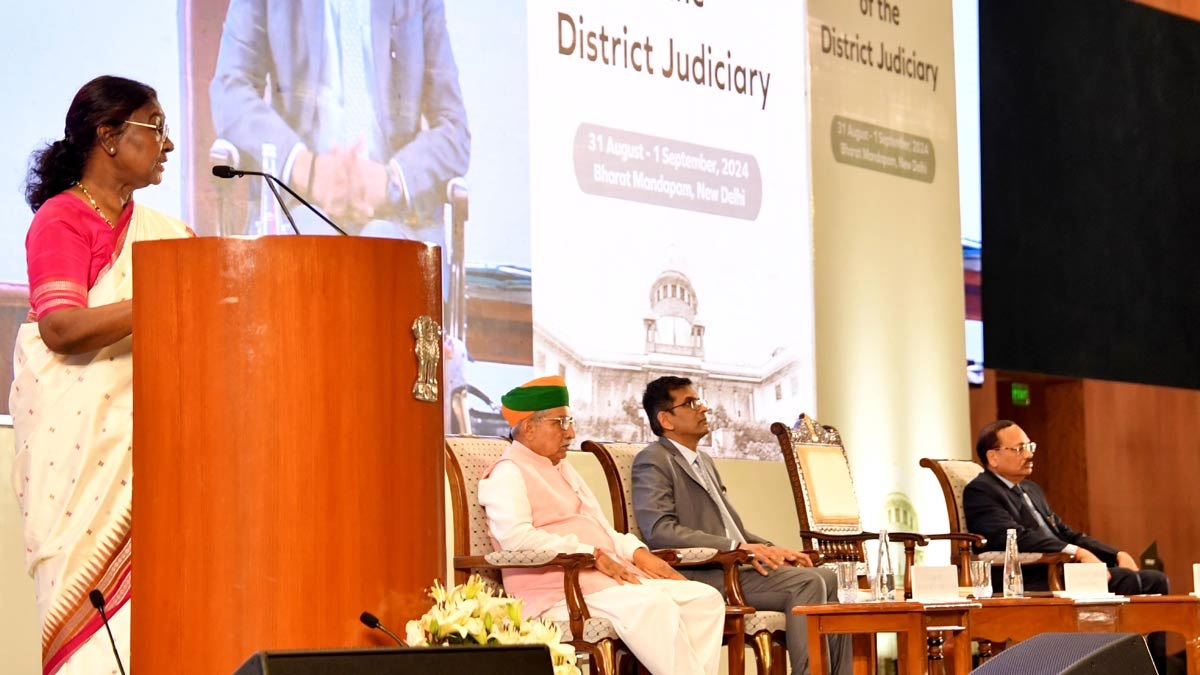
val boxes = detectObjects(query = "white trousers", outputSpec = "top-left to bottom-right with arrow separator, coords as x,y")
543,579 -> 724,675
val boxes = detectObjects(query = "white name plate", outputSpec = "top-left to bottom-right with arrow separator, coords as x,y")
910,565 -> 960,602
1064,562 -> 1111,597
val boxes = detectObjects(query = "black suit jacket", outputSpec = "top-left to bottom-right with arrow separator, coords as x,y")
962,470 -> 1118,565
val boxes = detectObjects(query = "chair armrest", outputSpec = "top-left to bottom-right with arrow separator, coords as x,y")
799,530 -> 878,544
799,530 -> 930,546
671,547 -> 749,567
927,532 -> 987,564
724,604 -> 756,616
671,547 -> 721,564
886,531 -> 930,599
454,551 -> 598,639
1033,552 -> 1073,564
455,551 -> 597,572
926,532 -> 987,546
645,548 -> 758,626
649,548 -> 685,564
975,551 -> 1072,591
668,548 -> 756,606
799,530 -> 930,598
1038,552 -> 1072,591
483,550 -> 565,566
883,531 -> 931,546
976,551 -> 1070,565
924,533 -> 987,585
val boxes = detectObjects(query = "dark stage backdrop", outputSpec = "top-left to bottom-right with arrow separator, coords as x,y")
980,0 -> 1200,390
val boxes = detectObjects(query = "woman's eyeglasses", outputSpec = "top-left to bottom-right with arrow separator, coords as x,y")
124,119 -> 169,144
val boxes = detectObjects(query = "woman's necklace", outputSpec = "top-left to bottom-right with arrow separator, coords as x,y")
76,181 -> 113,228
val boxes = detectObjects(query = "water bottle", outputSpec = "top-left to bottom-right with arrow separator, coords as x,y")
1003,527 -> 1024,598
872,528 -> 896,601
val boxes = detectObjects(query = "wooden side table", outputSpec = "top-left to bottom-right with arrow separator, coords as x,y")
793,601 -> 977,675
1120,595 -> 1200,675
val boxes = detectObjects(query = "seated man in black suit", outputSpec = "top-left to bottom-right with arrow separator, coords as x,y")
964,419 -> 1169,670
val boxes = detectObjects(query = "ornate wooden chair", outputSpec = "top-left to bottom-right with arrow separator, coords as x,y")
444,435 -> 636,675
920,457 -> 1068,590
581,440 -> 788,675
770,416 -> 942,595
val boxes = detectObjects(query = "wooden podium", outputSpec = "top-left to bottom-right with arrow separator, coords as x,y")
131,237 -> 445,674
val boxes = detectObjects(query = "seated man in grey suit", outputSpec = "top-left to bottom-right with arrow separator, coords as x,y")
631,375 -> 851,675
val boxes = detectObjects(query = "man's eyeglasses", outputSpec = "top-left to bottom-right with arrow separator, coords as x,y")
664,397 -> 707,413
540,416 -> 575,431
992,441 -> 1037,456
125,119 -> 170,144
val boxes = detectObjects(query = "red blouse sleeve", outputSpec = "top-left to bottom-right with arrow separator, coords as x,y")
26,200 -> 95,319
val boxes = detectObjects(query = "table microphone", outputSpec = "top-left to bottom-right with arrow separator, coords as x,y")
89,589 -> 128,675
211,165 -> 349,236
359,611 -> 407,646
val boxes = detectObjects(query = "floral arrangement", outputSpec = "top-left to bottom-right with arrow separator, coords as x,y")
405,574 -> 580,675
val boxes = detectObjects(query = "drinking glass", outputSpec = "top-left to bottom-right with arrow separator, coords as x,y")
836,561 -> 859,603
970,559 -> 994,599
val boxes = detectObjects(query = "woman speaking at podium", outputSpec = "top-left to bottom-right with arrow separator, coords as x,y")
10,75 -> 192,674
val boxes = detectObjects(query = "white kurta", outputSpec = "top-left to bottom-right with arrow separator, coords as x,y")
479,445 -> 724,675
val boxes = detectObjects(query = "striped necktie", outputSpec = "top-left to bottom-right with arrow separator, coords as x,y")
1013,483 -> 1057,538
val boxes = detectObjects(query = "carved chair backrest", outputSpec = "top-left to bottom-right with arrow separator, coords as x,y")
772,415 -> 867,563
580,440 -> 645,539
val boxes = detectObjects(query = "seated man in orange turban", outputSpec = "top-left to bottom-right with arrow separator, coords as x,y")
477,376 -> 725,675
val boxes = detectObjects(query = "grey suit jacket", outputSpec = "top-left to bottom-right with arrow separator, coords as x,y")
632,436 -> 771,551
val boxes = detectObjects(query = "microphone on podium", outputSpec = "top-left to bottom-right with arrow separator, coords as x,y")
211,165 -> 349,236
88,589 -> 128,675
359,611 -> 407,647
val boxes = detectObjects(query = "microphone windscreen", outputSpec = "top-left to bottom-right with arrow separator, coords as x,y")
89,589 -> 105,609
359,611 -> 380,629
211,165 -> 238,179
